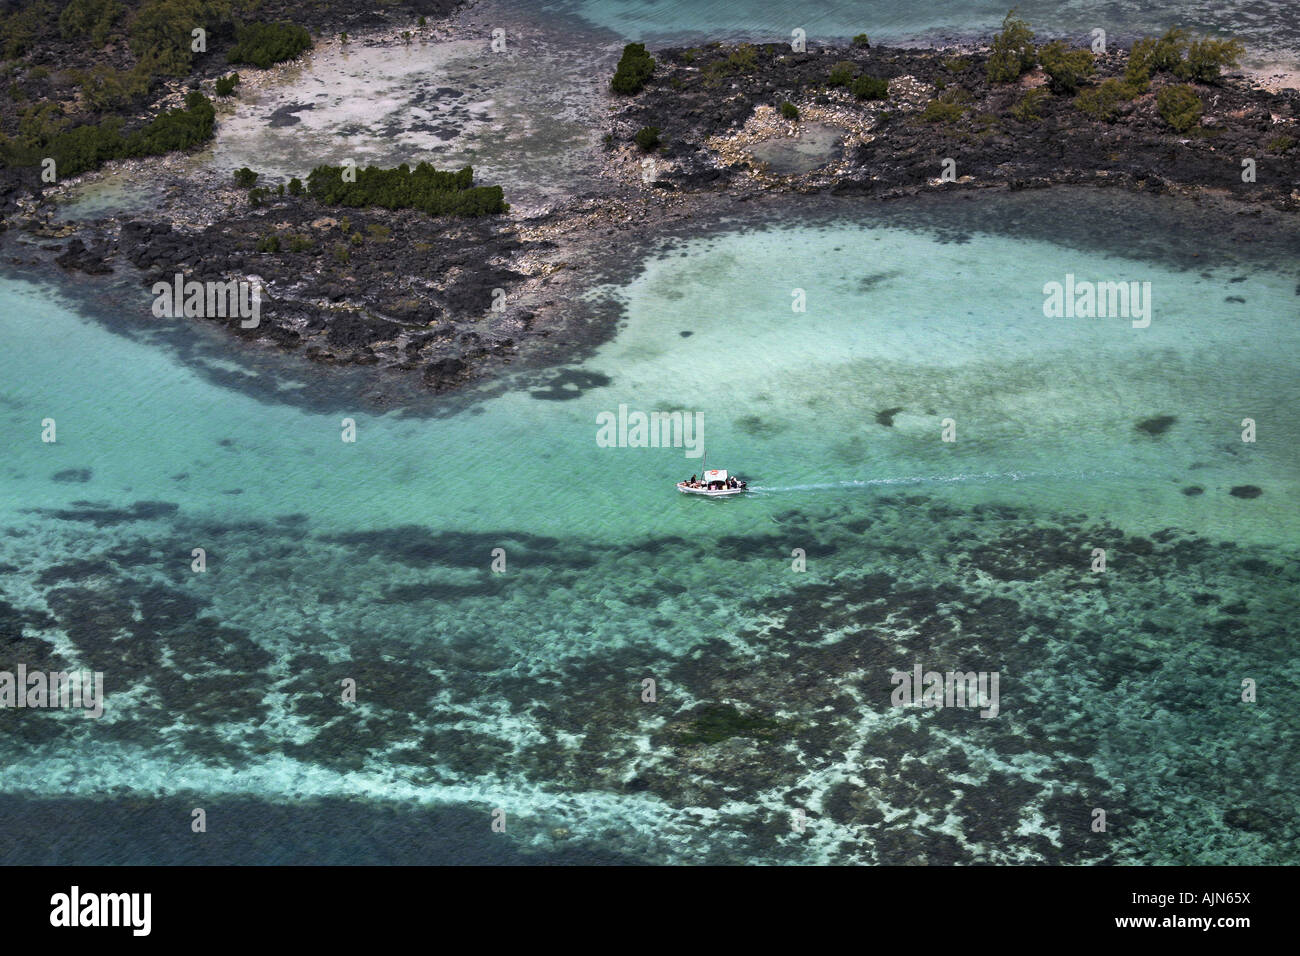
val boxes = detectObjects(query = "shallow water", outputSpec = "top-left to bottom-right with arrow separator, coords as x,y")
530,0 -> 1300,66
2,187 -> 1297,864
747,123 -> 843,174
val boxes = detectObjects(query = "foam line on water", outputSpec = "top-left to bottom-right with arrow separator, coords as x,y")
749,469 -> 1125,493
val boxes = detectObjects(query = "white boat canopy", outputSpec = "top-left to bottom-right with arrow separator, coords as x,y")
703,469 -> 728,481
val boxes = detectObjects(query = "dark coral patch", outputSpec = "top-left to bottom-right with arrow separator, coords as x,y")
1135,415 -> 1176,436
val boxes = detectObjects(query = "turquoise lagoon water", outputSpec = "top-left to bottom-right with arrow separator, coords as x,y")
525,0 -> 1300,65
1,190 -> 1298,864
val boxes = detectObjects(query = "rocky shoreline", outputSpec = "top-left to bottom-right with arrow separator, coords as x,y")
4,11 -> 1300,404
610,41 -> 1300,207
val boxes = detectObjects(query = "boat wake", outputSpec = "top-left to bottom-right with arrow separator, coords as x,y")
749,469 -> 1123,494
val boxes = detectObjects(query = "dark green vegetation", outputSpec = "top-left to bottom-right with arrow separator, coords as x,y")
1037,40 -> 1093,94
0,2 -> 314,184
214,72 -> 240,97
0,91 -> 214,178
920,88 -> 971,123
1157,84 -> 1204,133
232,166 -> 258,187
1124,28 -> 1242,90
828,60 -> 856,88
1074,78 -> 1129,121
227,21 -> 311,69
1072,28 -> 1236,124
828,60 -> 888,100
779,101 -> 799,120
305,162 -> 507,217
851,74 -> 889,101
672,703 -> 784,746
58,0 -> 121,49
974,13 -> 1237,131
1010,87 -> 1049,122
634,125 -> 660,151
611,42 -> 655,94
701,42 -> 758,86
986,8 -> 1037,83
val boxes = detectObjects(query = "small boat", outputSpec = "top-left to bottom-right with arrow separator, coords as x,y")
678,468 -> 747,497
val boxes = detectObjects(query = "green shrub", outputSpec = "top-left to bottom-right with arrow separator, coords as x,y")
1157,83 -> 1203,132
365,222 -> 391,241
129,0 -> 204,77
828,60 -> 856,87
1152,28 -> 1189,73
331,242 -> 349,263
215,73 -> 240,97
1124,37 -> 1158,92
634,125 -> 660,151
75,63 -> 150,111
1,90 -> 216,178
1175,37 -> 1244,83
779,100 -> 799,120
850,75 -> 888,100
1267,135 -> 1296,153
1,3 -> 48,58
349,231 -> 364,245
726,43 -> 758,72
233,166 -> 258,187
1125,28 -> 1240,88
852,33 -> 870,48
943,56 -> 972,72
256,235 -> 280,252
59,0 -> 122,47
306,161 -> 508,217
288,176 -> 303,195
987,8 -> 1037,83
122,91 -> 215,156
611,42 -> 656,94
1010,86 -> 1049,121
921,90 -> 969,123
228,21 -> 312,69
0,90 -> 208,179
1038,40 -> 1094,93
703,43 -> 759,85
287,234 -> 313,252
1074,77 -> 1129,121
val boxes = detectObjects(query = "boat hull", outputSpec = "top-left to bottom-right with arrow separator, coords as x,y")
677,483 -> 746,497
